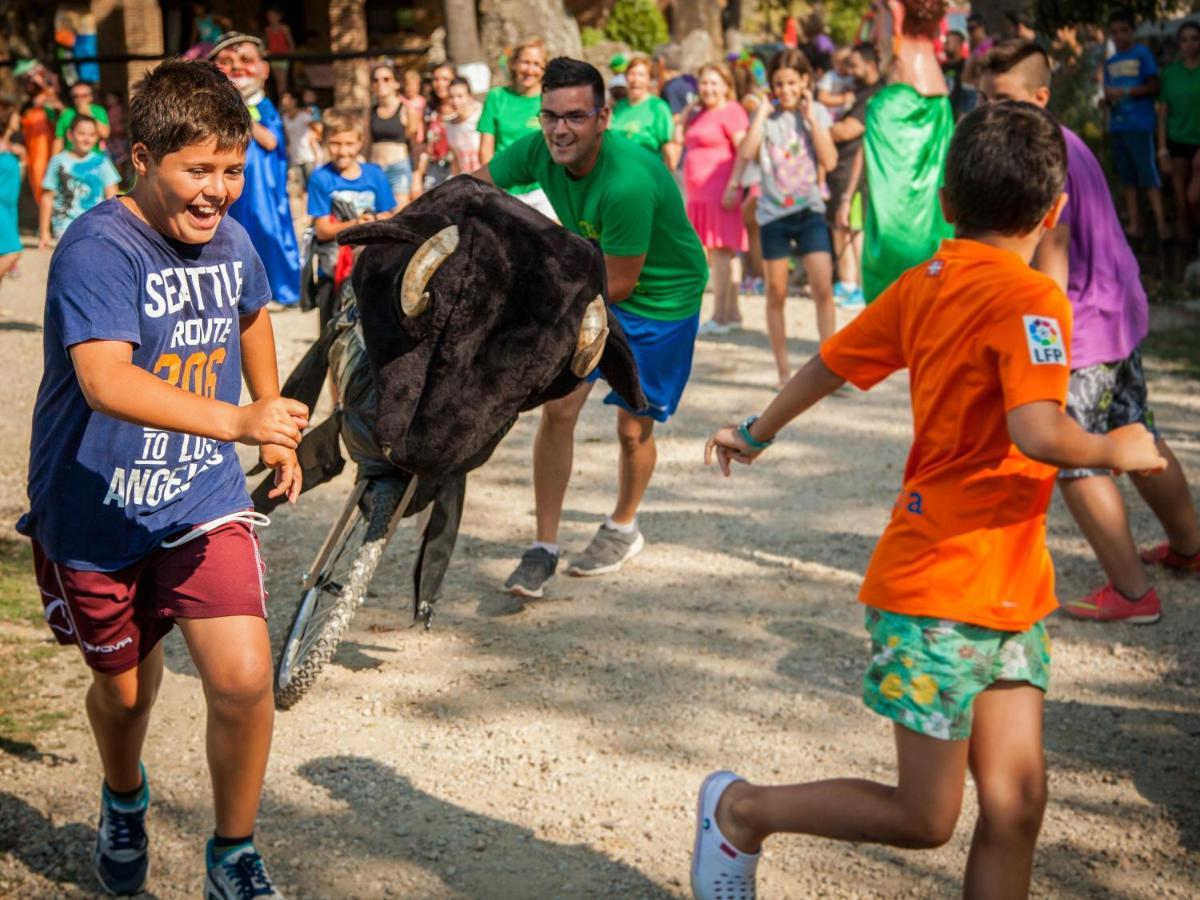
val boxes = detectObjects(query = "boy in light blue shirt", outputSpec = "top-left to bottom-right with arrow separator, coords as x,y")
38,115 -> 120,248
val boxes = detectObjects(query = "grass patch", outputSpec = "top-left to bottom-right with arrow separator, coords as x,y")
1142,321 -> 1200,380
0,537 -> 68,741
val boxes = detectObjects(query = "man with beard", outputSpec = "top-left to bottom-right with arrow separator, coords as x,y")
210,33 -> 301,308
471,57 -> 708,599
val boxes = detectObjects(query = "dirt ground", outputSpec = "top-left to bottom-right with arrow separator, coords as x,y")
0,240 -> 1198,900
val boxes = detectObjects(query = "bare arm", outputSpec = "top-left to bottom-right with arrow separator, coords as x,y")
251,121 -> 278,152
38,191 -> 54,248
1157,97 -> 1170,158
662,140 -> 681,170
478,132 -> 496,166
313,212 -> 378,242
705,354 -> 845,475
807,101 -> 838,173
1007,401 -> 1164,473
69,339 -> 309,447
829,115 -> 864,144
468,164 -> 494,185
1032,223 -> 1070,294
836,145 -> 864,229
240,308 -> 302,501
605,253 -> 647,304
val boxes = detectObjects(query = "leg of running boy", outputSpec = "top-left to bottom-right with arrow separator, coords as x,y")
709,726 -> 967,854
963,683 -> 1047,899
176,615 -> 274,838
88,645 -> 164,793
764,257 -> 792,385
801,250 -> 837,343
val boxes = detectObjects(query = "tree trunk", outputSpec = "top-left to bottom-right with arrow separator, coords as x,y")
444,0 -> 485,64
672,0 -> 725,51
330,0 -> 368,109
479,0 -> 582,81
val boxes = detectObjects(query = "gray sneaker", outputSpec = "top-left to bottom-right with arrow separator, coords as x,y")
504,547 -> 559,598
567,524 -> 644,576
204,841 -> 284,899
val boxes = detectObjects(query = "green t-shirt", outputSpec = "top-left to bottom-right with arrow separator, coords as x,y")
610,95 -> 674,154
862,84 -> 955,303
478,86 -> 543,195
56,104 -> 111,152
489,131 -> 707,321
1162,62 -> 1200,145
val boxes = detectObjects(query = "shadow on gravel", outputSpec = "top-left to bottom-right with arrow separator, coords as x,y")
0,792 -> 143,897
296,755 -> 675,899
0,736 -> 75,766
0,321 -> 41,333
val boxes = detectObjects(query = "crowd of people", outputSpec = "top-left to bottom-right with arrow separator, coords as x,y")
2,3 -> 1200,899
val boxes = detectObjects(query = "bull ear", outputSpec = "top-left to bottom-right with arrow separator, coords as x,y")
397,225 -> 460,317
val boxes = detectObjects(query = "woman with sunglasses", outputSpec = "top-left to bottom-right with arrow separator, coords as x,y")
478,37 -> 557,219
368,63 -> 416,208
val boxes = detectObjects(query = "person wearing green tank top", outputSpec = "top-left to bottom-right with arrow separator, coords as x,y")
473,57 -> 707,600
858,0 -> 955,302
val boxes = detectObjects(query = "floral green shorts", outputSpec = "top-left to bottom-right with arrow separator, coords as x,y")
862,608 -> 1051,741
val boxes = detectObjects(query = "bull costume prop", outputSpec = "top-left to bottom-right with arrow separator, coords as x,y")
253,176 -> 644,630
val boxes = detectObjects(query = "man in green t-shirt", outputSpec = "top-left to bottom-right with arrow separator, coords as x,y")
472,57 -> 707,599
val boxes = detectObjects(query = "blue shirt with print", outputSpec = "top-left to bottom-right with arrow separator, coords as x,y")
18,200 -> 271,571
306,162 -> 397,219
1104,44 -> 1158,133
42,150 -> 121,237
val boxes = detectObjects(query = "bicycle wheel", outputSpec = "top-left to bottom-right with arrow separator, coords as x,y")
273,478 -> 408,708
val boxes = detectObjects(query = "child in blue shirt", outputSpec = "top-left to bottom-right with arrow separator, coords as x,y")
1103,9 -> 1168,240
19,60 -> 307,898
305,107 -> 397,323
38,115 -> 121,248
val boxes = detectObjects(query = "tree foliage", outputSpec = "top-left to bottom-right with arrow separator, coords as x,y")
826,0 -> 873,47
604,0 -> 670,53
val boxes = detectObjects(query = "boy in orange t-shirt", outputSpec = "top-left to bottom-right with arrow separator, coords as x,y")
689,102 -> 1166,900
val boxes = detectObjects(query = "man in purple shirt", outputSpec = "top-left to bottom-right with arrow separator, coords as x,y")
982,41 -> 1200,623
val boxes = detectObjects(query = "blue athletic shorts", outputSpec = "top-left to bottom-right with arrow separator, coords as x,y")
1110,130 -> 1161,189
588,304 -> 699,422
760,207 -> 833,260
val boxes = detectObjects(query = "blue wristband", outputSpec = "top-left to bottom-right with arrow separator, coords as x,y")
738,415 -> 774,450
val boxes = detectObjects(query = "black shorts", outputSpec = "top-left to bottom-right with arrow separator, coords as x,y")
1167,138 -> 1200,163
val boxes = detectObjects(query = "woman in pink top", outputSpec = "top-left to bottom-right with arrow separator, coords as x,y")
683,64 -> 749,333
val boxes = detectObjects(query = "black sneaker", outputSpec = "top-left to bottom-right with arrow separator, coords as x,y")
93,764 -> 150,896
503,547 -> 559,598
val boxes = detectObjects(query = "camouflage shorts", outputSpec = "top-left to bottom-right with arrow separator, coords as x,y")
862,608 -> 1051,741
1061,348 -> 1157,479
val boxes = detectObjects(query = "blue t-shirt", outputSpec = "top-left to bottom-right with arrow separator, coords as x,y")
18,200 -> 271,571
42,150 -> 121,237
306,162 -> 397,219
1104,44 -> 1158,133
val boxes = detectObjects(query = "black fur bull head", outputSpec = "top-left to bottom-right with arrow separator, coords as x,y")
339,176 -> 646,478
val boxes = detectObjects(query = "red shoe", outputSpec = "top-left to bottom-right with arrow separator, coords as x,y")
1062,584 -> 1161,624
1140,543 -> 1200,575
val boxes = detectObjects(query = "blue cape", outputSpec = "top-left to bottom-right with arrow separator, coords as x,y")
230,96 -> 301,304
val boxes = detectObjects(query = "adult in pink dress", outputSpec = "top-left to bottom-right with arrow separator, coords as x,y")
683,64 -> 749,333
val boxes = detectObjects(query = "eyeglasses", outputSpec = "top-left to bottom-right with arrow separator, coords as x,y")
538,107 -> 602,128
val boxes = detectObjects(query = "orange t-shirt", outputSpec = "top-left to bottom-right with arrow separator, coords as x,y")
820,239 -> 1072,631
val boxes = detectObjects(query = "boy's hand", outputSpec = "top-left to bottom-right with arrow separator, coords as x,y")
261,444 -> 303,503
234,396 -> 310,448
1107,424 -> 1167,476
704,425 -> 763,477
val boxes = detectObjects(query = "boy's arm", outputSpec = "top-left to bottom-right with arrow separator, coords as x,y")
69,339 -> 308,447
314,214 -> 375,241
1007,402 -> 1164,474
240,308 -> 302,502
1032,223 -> 1070,294
705,353 -> 845,476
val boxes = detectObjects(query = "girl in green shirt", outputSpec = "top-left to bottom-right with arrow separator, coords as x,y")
609,56 -> 680,169
1157,21 -> 1200,242
479,37 -> 548,204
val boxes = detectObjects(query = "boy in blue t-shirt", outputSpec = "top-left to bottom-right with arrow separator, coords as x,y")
305,107 -> 396,324
38,115 -> 121,249
18,61 -> 307,898
1103,10 -> 1168,241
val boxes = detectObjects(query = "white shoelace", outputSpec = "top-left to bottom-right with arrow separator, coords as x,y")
160,511 -> 271,549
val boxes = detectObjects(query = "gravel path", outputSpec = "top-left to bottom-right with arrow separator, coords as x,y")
1,241 -> 1197,898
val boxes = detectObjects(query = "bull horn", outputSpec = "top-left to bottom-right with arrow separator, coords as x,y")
400,225 -> 459,316
571,294 -> 609,377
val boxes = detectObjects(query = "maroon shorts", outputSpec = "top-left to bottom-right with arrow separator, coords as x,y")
32,520 -> 267,675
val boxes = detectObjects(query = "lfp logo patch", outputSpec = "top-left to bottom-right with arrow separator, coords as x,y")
1022,315 -> 1066,366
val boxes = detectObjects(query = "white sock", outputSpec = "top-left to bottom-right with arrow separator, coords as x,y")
531,541 -> 559,556
604,515 -> 636,534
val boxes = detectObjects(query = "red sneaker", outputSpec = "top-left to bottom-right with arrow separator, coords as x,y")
1140,543 -> 1200,575
1062,584 -> 1161,624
